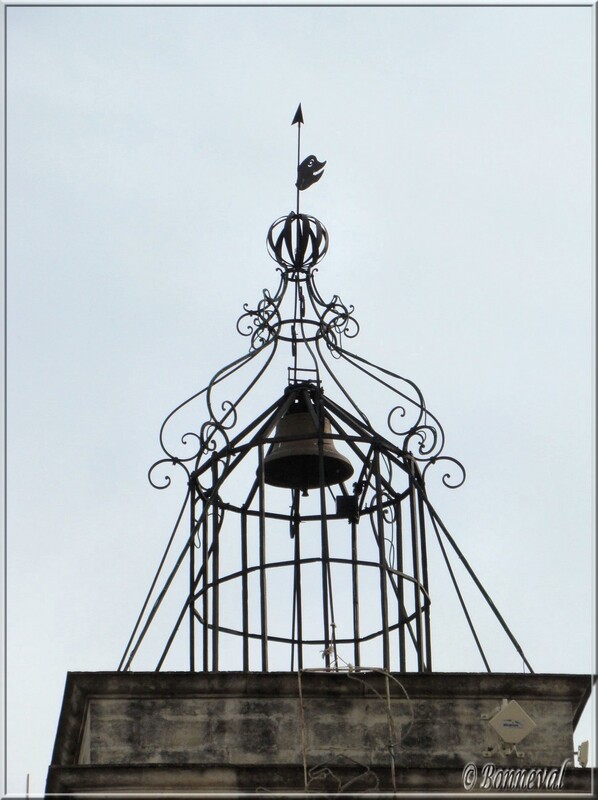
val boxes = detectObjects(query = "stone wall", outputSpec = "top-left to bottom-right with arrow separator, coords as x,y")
46,671 -> 592,794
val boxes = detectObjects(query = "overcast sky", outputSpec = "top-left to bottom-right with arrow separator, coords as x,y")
5,3 -> 595,795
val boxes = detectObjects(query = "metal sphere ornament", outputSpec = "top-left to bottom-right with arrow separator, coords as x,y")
267,212 -> 329,273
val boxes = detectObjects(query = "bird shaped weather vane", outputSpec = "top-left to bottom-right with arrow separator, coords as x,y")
293,103 -> 326,205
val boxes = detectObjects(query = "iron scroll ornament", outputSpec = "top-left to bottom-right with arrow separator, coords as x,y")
149,208 -> 465,495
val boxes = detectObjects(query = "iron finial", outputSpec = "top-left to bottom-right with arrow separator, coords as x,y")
291,103 -> 304,126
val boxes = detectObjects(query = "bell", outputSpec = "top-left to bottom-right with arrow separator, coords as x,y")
264,410 -> 354,490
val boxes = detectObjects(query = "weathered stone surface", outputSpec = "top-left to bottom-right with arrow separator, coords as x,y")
46,671 -> 592,795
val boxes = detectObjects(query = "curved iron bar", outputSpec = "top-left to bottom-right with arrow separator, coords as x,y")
217,490 -> 403,521
236,269 -> 287,350
313,336 -> 373,426
156,335 -> 279,473
304,282 -> 449,471
192,555 -> 429,607
301,259 -> 454,467
337,348 -> 449,465
422,456 -> 466,490
157,348 -> 257,461
198,340 -> 277,457
198,339 -> 281,477
193,614 -> 421,647
306,268 -> 361,346
330,346 -> 433,451
147,456 -> 191,491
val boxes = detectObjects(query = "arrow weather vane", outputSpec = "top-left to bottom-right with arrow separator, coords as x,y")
292,103 -> 326,216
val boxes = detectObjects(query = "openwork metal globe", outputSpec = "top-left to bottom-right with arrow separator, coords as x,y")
267,212 -> 329,273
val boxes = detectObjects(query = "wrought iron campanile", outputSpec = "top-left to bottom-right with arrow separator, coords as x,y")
48,106 -> 593,799
119,105 -> 532,676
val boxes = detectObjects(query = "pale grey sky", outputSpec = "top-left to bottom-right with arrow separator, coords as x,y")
5,4 -> 595,795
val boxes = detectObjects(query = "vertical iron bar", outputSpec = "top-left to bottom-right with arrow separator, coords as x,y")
417,481 -> 432,671
293,113 -> 302,377
395,499 -> 406,672
241,508 -> 249,671
258,445 -> 269,671
296,116 -> 301,217
293,501 -> 304,671
351,515 -> 360,668
320,503 -> 331,668
211,459 -> 220,671
201,502 -> 209,671
316,397 -> 331,669
408,462 -> 424,670
189,481 -> 196,671
374,449 -> 391,671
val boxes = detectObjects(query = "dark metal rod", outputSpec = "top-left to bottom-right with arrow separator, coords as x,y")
423,492 -> 533,673
313,394 -> 332,669
293,493 -> 304,670
211,459 -> 220,671
320,402 -> 412,504
408,466 -> 424,670
155,516 -> 222,672
189,482 -> 196,672
153,531 -> 214,674
202,503 -> 209,670
295,110 -> 301,217
290,562 -> 297,672
430,511 -> 491,672
190,389 -> 297,485
358,470 -> 419,654
351,516 -> 360,668
258,445 -> 268,671
241,509 -> 249,671
417,483 -> 432,671
327,558 -> 339,669
319,522 -> 331,668
395,502 -> 406,672
374,448 -> 391,671
118,487 -> 191,671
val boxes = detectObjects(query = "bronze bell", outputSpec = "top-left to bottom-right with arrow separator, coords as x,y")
264,409 -> 354,491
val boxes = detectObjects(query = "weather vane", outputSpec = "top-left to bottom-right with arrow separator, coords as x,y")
292,103 -> 326,203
